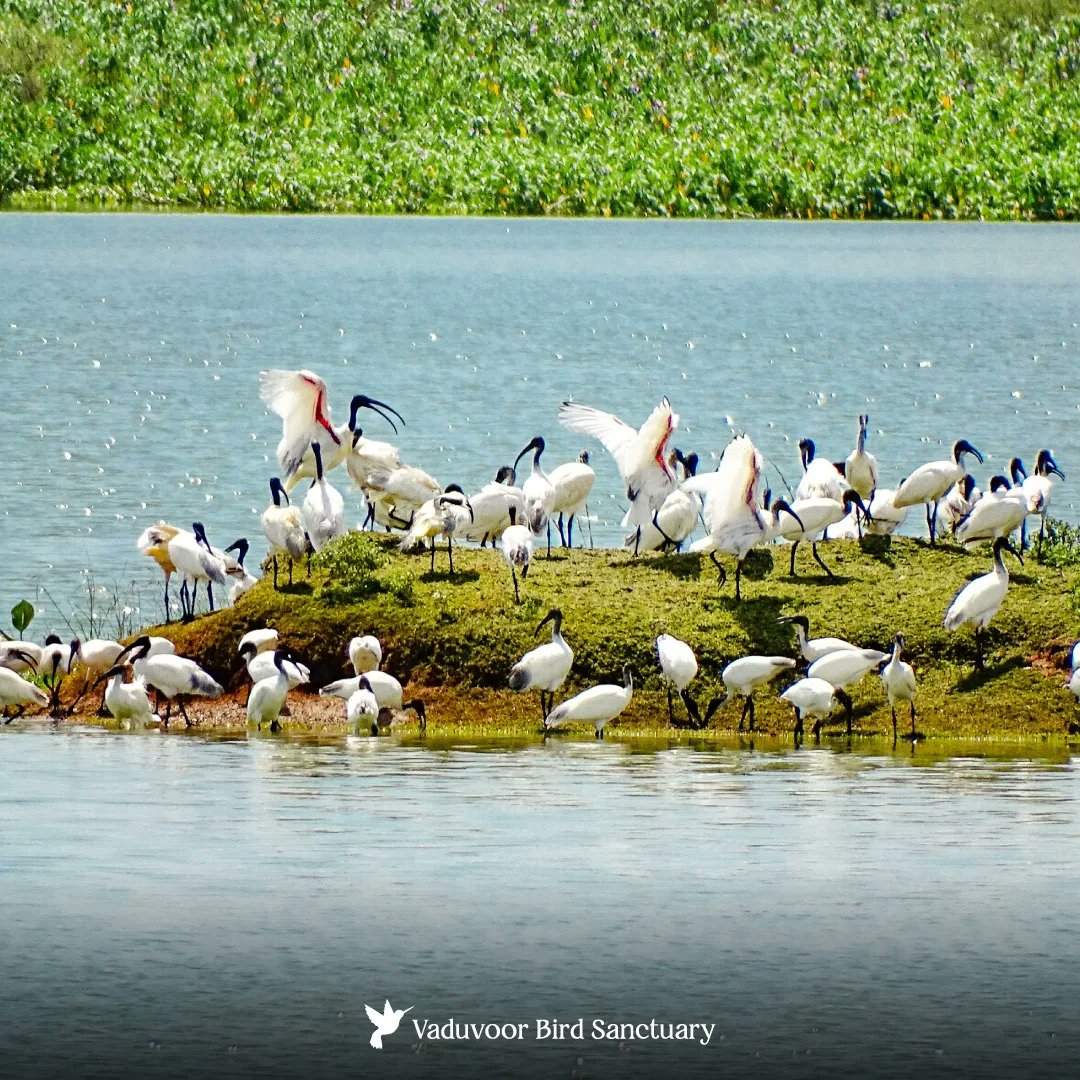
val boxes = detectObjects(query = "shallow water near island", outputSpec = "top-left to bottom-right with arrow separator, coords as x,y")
2,724 -> 1079,1079
1,216 -> 1080,625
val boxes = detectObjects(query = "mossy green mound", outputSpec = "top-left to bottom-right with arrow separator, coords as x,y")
148,532 -> 1080,739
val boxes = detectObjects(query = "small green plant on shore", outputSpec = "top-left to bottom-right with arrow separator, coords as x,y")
312,533 -> 415,605
1035,518 -> 1080,570
10,599 -> 35,639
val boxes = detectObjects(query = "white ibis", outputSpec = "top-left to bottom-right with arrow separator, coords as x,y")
115,636 -> 223,728
500,506 -> 533,604
259,369 -> 402,489
894,439 -> 984,543
560,397 -> 678,555
399,485 -> 474,574
880,632 -> 918,742
508,608 -> 573,721
548,450 -> 596,548
635,450 -> 700,553
955,475 -> 1029,546
72,637 -> 125,715
655,633 -> 699,726
39,634 -> 80,715
261,478 -> 308,589
513,436 -> 557,553
780,677 -> 838,742
807,647 -> 889,734
777,615 -> 862,664
939,475 -> 980,536
844,415 -> 878,501
137,522 -> 180,623
99,666 -> 160,728
0,639 -> 43,674
684,435 -> 804,600
346,675 -> 381,734
543,664 -> 633,739
717,655 -> 797,733
348,635 -> 382,675
795,438 -> 847,503
775,490 -> 869,578
0,664 -> 49,720
238,627 -> 279,656
247,649 -> 304,733
943,536 -> 1022,671
301,441 -> 347,553
462,466 -> 525,546
1019,450 -> 1065,553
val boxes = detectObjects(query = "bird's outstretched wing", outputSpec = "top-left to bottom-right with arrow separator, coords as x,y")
365,1004 -> 383,1026
558,402 -> 639,474
260,369 -> 340,479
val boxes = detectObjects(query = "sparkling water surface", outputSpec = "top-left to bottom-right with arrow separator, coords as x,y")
1,726 -> 1078,1079
1,216 -> 1078,627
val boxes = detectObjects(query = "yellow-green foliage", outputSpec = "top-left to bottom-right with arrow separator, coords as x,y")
147,532 -> 1080,738
2,1 -> 1080,218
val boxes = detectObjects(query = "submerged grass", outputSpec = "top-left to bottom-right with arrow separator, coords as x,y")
145,532 -> 1080,741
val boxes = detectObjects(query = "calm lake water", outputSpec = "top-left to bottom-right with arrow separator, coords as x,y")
0,216 -> 1078,628
1,725 -> 1078,1079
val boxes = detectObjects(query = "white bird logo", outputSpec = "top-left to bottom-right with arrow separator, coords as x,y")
365,1000 -> 412,1049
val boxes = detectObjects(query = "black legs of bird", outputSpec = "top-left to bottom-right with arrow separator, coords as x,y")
708,552 -> 747,601
835,689 -> 854,734
788,540 -> 835,579
891,701 -> 917,744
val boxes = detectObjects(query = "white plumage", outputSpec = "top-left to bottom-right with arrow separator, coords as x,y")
808,647 -> 889,734
346,679 -> 381,734
168,524 -> 230,620
779,616 -> 861,665
719,655 -> 797,732
508,608 -> 573,721
560,397 -> 678,551
795,438 -> 847,503
513,436 -> 557,543
548,450 -> 596,548
119,635 -> 223,727
1019,450 -> 1065,552
780,677 -> 837,740
844,415 -> 878,501
1071,641 -> 1080,673
247,650 -> 301,733
398,486 -> 474,574
348,635 -> 383,675
241,647 -> 309,688
103,669 -> 160,727
0,640 -> 44,674
321,669 -> 403,710
894,439 -> 984,542
955,476 -> 1029,545
260,369 -> 345,487
633,451 -> 700,553
939,476 -> 980,536
0,666 -> 49,717
462,467 -> 525,545
880,633 -> 918,741
775,490 -> 869,578
543,664 -> 632,738
238,627 -> 279,656
943,537 -> 1020,670
262,478 -> 308,588
656,633 -> 698,725
301,442 -> 347,553
863,488 -> 909,536
684,436 -> 803,599
500,506 -> 534,603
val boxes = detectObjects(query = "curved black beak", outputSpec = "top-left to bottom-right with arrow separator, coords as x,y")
225,538 -> 249,565
849,491 -> 873,525
350,394 -> 404,435
772,500 -> 805,531
93,664 -> 127,689
958,440 -> 984,465
3,647 -> 38,669
464,497 -> 474,522
1047,455 -> 1065,480
534,608 -> 561,638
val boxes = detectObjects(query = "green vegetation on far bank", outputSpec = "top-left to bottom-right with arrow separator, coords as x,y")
149,532 -> 1080,740
2,1 -> 1079,219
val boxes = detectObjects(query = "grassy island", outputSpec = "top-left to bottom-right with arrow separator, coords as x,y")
1,1 -> 1079,218
112,530 -> 1080,742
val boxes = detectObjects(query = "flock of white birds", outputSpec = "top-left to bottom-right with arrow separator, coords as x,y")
1,367 -> 1076,740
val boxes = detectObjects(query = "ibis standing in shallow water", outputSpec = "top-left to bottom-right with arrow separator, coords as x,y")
655,633 -> 699,726
894,439 -> 984,543
560,397 -> 678,555
780,677 -> 838,742
247,650 -> 306,733
543,664 -> 633,738
508,608 -> 573,721
717,655 -> 798,733
943,536 -> 1022,671
880,632 -> 918,742
806,647 -> 889,735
